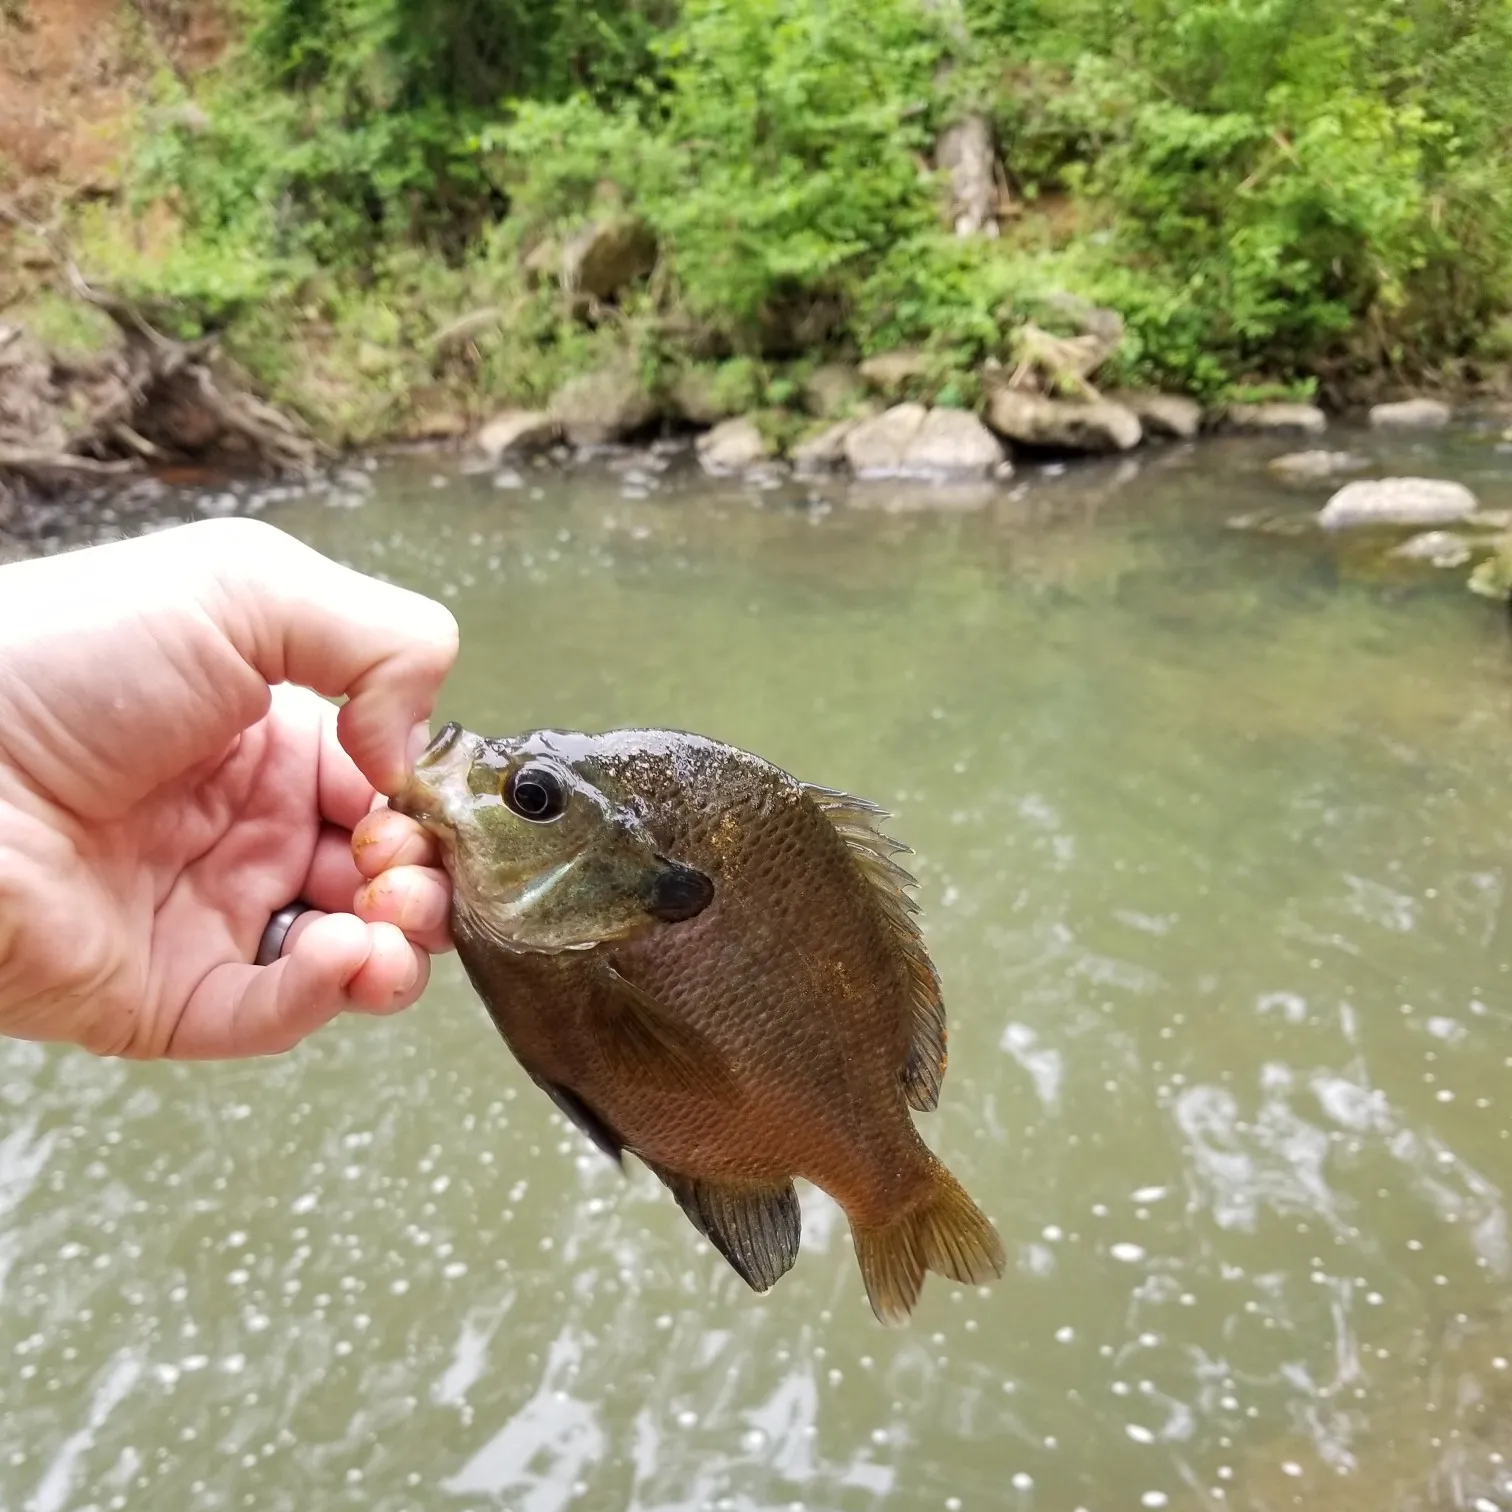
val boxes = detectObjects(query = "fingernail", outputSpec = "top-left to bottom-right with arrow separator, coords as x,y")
406,720 -> 433,771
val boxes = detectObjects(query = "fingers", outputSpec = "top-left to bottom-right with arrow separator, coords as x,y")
352,806 -> 442,875
191,518 -> 459,796
355,865 -> 453,954
303,825 -> 367,915
350,806 -> 453,950
167,915 -> 429,1060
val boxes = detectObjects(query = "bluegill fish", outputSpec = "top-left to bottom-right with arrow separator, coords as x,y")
394,723 -> 1005,1322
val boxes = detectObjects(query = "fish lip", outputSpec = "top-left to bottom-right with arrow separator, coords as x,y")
415,721 -> 463,771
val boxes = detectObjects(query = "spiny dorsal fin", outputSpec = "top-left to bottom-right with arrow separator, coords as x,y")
802,781 -> 947,1113
644,1161 -> 802,1293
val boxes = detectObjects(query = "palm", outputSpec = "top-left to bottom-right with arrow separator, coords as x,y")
0,518 -> 458,1061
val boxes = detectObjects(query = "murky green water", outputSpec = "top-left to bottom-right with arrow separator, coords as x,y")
5,433 -> 1512,1511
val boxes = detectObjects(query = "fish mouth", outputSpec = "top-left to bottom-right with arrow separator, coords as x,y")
415,721 -> 463,770
394,721 -> 471,829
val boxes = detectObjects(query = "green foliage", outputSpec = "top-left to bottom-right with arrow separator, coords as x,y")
496,0 -> 945,334
105,0 -> 1512,422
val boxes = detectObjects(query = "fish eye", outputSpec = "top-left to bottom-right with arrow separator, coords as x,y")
503,764 -> 567,823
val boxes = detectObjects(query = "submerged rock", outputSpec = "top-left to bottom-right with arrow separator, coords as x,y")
1388,530 -> 1475,568
1319,477 -> 1479,530
792,420 -> 856,475
1369,397 -> 1451,430
1223,402 -> 1327,435
858,350 -> 931,397
985,389 -> 1141,453
1267,449 -> 1369,481
476,409 -> 559,463
696,417 -> 771,474
550,367 -> 659,448
1108,390 -> 1202,441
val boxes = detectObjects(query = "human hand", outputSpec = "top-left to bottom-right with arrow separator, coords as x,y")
0,517 -> 458,1059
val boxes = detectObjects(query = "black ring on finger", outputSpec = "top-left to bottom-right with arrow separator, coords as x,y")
256,902 -> 315,967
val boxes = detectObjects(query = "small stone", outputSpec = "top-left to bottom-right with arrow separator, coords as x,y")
1108,391 -> 1202,441
1267,449 -> 1368,481
1369,398 -> 1451,430
476,409 -> 559,462
696,417 -> 770,474
792,420 -> 856,475
1388,530 -> 1474,568
1223,401 -> 1327,435
1319,477 -> 1479,530
985,389 -> 1141,453
858,350 -> 931,397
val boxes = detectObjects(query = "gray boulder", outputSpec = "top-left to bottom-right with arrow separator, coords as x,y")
668,371 -> 734,428
476,409 -> 559,463
550,366 -> 659,447
1369,397 -> 1451,430
561,218 -> 658,300
792,420 -> 857,475
903,408 -> 1006,478
804,363 -> 866,418
858,350 -> 931,397
1108,390 -> 1202,441
986,389 -> 1141,453
696,417 -> 771,474
1319,477 -> 1479,530
843,404 -> 928,475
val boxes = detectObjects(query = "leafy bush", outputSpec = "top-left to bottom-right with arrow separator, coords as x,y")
104,0 -> 1512,415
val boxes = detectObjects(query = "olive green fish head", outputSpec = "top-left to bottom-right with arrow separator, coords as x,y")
392,723 -> 713,953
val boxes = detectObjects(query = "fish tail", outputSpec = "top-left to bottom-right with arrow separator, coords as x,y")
850,1158 -> 1006,1325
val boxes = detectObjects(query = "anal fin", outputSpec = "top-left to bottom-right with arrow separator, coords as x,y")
645,1161 -> 802,1294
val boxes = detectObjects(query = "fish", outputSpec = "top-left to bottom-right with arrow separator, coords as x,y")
393,722 -> 1006,1322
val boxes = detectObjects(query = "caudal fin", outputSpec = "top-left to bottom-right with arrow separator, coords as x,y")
850,1159 -> 1006,1325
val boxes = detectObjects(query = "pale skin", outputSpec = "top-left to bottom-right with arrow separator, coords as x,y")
0,517 -> 458,1059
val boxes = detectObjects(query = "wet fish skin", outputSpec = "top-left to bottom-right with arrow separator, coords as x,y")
396,724 -> 1006,1322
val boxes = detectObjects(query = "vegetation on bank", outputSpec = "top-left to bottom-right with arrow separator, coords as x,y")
10,0 -> 1512,444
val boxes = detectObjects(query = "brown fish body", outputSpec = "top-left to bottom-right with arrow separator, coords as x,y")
403,726 -> 1005,1321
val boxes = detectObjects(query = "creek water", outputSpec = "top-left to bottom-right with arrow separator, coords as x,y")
4,429 -> 1512,1511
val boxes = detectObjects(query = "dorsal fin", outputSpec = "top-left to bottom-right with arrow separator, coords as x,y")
803,782 -> 947,1112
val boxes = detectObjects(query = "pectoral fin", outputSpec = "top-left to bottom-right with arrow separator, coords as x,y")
645,1161 -> 802,1293
590,963 -> 738,1101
